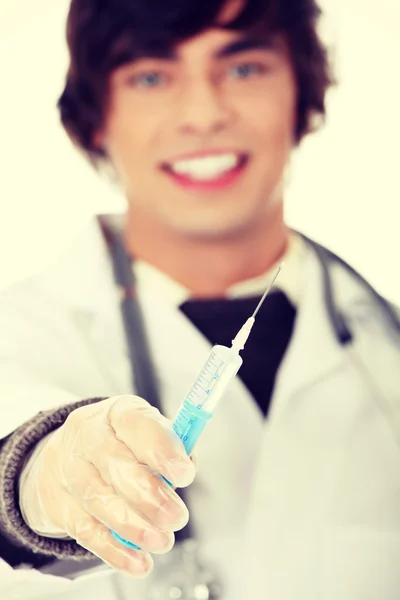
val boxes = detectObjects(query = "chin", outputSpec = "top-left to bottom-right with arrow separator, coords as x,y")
164,212 -> 263,241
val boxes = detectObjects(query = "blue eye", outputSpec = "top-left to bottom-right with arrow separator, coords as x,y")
131,71 -> 165,88
229,63 -> 264,79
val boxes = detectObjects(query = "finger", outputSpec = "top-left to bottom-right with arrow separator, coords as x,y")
65,457 -> 175,554
59,490 -> 154,577
86,434 -> 189,531
108,395 -> 195,487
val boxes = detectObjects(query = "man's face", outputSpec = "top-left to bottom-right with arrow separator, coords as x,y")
100,25 -> 297,239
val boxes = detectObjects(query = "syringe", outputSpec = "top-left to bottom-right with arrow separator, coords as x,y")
112,263 -> 284,550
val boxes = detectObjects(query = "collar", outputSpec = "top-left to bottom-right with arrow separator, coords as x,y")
134,232 -> 305,308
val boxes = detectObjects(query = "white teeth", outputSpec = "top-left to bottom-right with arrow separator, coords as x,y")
169,154 -> 241,180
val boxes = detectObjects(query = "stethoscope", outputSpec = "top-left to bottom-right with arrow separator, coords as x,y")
298,232 -> 400,345
99,217 -> 400,599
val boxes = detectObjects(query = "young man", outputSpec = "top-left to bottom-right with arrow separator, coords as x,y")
1,0 -> 400,599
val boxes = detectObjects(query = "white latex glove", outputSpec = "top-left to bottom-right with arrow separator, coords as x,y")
19,395 -> 196,577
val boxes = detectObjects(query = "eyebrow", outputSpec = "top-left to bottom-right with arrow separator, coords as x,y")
214,36 -> 277,59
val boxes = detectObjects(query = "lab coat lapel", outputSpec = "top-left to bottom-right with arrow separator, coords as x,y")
57,218 -> 133,396
268,243 -> 347,422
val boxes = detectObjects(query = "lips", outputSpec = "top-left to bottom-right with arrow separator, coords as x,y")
161,151 -> 249,191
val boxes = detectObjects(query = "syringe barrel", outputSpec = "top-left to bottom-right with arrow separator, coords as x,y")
194,344 -> 243,414
172,344 -> 243,452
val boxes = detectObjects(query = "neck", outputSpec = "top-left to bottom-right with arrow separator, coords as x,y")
124,206 -> 289,298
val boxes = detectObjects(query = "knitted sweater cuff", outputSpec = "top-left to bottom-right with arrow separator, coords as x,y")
0,397 -> 107,561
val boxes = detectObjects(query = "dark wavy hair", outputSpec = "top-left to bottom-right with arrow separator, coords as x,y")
58,0 -> 334,165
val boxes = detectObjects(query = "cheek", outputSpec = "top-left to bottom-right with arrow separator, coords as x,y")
258,104 -> 295,147
240,79 -> 297,150
106,103 -> 163,170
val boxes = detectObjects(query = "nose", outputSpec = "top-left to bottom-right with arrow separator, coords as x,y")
177,80 -> 233,137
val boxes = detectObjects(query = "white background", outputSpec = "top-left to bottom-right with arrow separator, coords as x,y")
0,0 -> 399,301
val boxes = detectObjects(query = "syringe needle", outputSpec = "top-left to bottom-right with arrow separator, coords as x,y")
252,262 -> 285,319
231,262 -> 285,351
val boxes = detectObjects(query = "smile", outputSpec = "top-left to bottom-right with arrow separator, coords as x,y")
161,152 -> 249,191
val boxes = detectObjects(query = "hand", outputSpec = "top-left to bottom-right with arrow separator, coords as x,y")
19,395 -> 196,577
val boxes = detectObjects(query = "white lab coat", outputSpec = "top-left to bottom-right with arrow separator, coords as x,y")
0,218 -> 400,600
